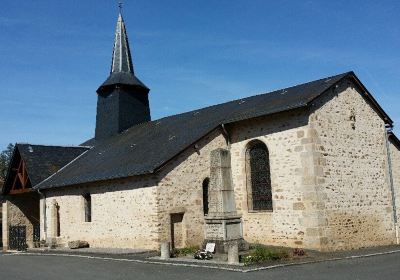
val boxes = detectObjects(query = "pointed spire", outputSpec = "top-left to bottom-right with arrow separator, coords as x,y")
111,13 -> 134,74
97,10 -> 149,95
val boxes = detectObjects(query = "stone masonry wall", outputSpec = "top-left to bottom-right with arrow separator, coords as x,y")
6,192 -> 40,249
229,109 -> 311,248
44,176 -> 159,250
156,129 -> 227,247
389,140 -> 400,237
44,129 -> 227,250
40,79 -> 398,252
309,79 -> 396,250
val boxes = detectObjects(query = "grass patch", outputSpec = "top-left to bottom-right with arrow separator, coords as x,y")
171,246 -> 200,258
241,244 -> 290,266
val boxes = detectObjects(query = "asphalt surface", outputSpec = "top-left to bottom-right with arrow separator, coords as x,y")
0,251 -> 399,280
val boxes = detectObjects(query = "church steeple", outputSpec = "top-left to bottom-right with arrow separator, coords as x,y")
95,10 -> 151,140
111,13 -> 134,74
97,12 -> 149,95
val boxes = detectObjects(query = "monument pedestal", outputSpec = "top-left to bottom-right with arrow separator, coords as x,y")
204,215 -> 247,253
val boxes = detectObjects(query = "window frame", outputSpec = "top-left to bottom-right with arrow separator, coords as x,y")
245,140 -> 273,212
83,193 -> 92,223
202,178 -> 210,216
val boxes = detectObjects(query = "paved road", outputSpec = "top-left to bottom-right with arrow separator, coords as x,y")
0,252 -> 399,280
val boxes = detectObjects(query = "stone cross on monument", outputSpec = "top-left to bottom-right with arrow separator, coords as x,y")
204,148 -> 246,254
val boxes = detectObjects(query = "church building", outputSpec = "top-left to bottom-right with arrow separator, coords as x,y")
2,12 -> 400,252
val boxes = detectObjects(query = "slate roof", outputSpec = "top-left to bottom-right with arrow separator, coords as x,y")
2,144 -> 89,195
35,71 -> 393,190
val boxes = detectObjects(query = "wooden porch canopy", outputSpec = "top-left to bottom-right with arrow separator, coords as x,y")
8,150 -> 32,195
1,145 -> 33,195
1,144 -> 89,196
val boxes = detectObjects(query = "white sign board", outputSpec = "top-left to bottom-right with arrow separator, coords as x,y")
205,243 -> 216,253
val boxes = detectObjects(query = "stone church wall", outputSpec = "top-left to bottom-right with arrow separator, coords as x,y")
2,192 -> 39,249
389,140 -> 400,237
156,129 -> 227,248
40,79 -> 399,252
309,79 -> 396,250
229,109 -> 311,248
43,176 -> 159,250
42,129 -> 227,250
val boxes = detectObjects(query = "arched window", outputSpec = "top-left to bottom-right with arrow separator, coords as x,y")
202,178 -> 210,216
246,140 -> 273,211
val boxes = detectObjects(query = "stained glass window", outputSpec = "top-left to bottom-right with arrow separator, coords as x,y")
246,141 -> 273,211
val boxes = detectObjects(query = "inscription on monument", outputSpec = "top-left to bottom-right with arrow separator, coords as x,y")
205,223 -> 224,239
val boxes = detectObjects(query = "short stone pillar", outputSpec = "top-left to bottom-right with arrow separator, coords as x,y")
39,196 -> 47,242
160,241 -> 170,259
204,148 -> 244,254
47,199 -> 58,248
2,201 -> 9,251
227,241 -> 239,265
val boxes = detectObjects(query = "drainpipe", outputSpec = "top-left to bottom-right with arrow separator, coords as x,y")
37,188 -> 47,241
385,129 -> 399,245
221,124 -> 231,149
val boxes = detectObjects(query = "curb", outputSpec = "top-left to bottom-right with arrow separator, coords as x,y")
242,249 -> 400,272
3,249 -> 400,273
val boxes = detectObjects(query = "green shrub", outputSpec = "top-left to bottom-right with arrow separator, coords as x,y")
171,246 -> 200,257
242,244 -> 290,266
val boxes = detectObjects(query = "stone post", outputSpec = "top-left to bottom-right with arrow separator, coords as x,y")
227,241 -> 239,265
204,148 -> 245,254
2,201 -> 9,252
47,199 -> 58,247
160,241 -> 170,259
39,197 -> 47,243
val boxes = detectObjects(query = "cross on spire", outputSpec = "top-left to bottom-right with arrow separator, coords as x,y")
118,2 -> 123,14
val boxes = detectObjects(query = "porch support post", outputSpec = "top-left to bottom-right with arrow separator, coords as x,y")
47,199 -> 58,247
39,197 -> 47,242
2,201 -> 9,251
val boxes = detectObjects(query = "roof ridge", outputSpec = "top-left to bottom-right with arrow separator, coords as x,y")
16,143 -> 91,149
120,71 -> 352,132
40,71 -> 374,189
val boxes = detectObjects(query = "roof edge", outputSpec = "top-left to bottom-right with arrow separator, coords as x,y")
34,148 -> 92,190
388,131 -> 400,150
15,143 -> 92,149
307,71 -> 393,126
33,71 -> 396,190
1,144 -> 35,195
153,126 -> 223,175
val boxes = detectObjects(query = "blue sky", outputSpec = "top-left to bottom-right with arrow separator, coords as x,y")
0,0 -> 399,149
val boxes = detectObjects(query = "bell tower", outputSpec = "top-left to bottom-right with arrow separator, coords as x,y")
95,11 -> 150,140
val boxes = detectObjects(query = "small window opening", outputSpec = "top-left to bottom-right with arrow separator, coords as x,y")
84,194 -> 92,222
349,110 -> 356,130
202,178 -> 210,216
56,204 -> 61,237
